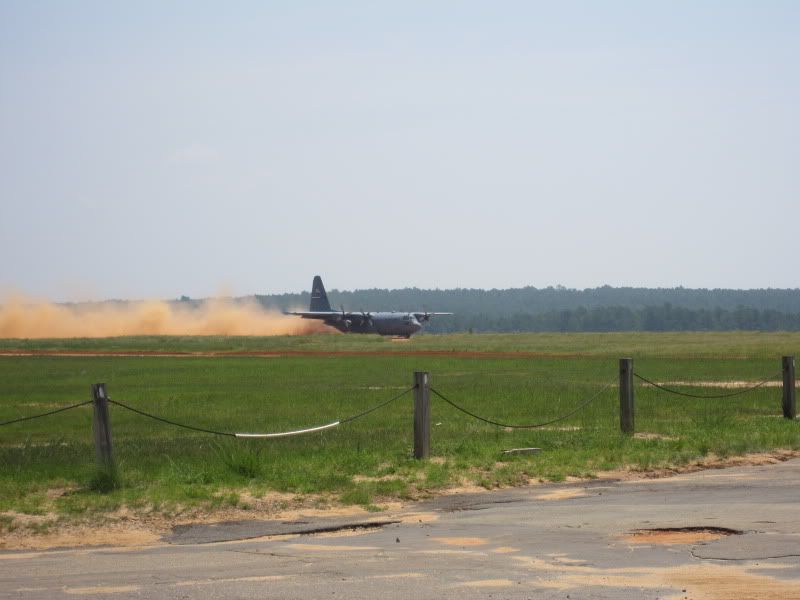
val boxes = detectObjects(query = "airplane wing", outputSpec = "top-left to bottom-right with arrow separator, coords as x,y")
412,312 -> 454,320
283,311 -> 339,320
283,310 -> 370,322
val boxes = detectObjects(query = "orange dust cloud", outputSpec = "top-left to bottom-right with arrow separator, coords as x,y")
0,294 -> 331,338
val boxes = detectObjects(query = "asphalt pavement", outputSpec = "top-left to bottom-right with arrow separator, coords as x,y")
2,459 -> 800,599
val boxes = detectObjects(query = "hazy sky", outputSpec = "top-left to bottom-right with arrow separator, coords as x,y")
1,1 -> 798,301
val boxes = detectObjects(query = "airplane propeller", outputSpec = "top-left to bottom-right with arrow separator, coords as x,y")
339,305 -> 351,330
360,310 -> 373,327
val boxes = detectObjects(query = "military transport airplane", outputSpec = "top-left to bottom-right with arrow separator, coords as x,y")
285,276 -> 452,337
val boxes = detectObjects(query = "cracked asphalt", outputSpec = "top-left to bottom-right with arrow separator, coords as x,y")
2,459 -> 799,599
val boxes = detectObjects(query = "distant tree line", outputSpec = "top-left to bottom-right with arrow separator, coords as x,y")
422,304 -> 800,333
255,286 -> 800,332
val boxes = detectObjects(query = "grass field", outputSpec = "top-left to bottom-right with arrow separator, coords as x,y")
1,332 -> 799,535
3,330 -> 800,356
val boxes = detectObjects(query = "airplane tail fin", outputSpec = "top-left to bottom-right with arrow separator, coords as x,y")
309,275 -> 332,312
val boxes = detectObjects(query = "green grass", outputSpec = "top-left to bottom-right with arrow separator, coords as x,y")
1,332 -> 798,523
2,330 -> 798,357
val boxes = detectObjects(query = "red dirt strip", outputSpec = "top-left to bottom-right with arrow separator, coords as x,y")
0,349 -> 581,359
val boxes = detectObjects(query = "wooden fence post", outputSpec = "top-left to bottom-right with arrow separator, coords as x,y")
619,358 -> 634,434
414,371 -> 431,459
91,383 -> 115,471
783,356 -> 796,420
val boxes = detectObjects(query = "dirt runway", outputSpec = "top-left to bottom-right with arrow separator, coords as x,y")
0,349 -> 578,359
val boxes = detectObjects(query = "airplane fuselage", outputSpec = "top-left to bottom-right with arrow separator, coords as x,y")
324,312 -> 422,337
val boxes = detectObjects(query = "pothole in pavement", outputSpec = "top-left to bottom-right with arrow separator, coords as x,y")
626,526 -> 743,545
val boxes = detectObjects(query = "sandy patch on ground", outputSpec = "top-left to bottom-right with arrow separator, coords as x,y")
398,511 -> 438,524
458,579 -> 515,588
626,527 -> 739,545
492,546 -> 520,554
63,585 -> 140,595
0,523 -> 161,551
512,554 -> 800,599
1,511 -> 58,527
432,537 -> 489,546
433,482 -> 490,496
664,564 -> 800,600
534,488 -> 587,501
415,549 -> 482,556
